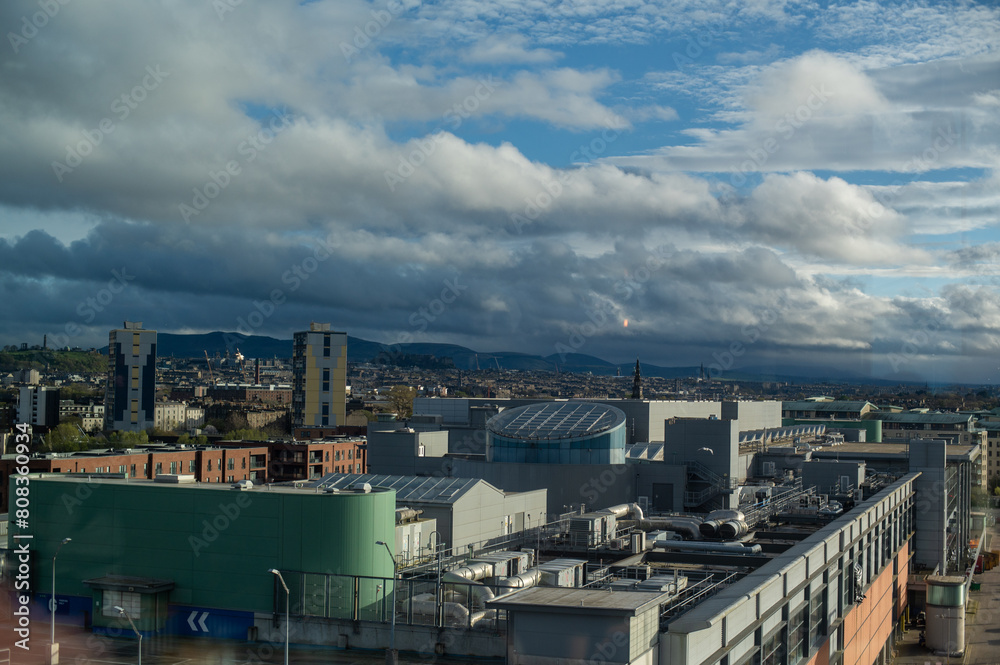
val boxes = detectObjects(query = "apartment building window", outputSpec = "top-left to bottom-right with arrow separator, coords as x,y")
119,465 -> 126,474
189,460 -> 196,473
143,463 -> 148,475
323,335 -> 331,357
208,459 -> 212,471
228,458 -> 235,471
348,450 -> 352,460
335,450 -> 340,461
326,451 -> 330,462
242,458 -> 246,469
155,462 -> 162,475
130,464 -> 136,477
228,475 -> 234,482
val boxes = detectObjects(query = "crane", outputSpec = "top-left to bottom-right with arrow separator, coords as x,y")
203,350 -> 215,386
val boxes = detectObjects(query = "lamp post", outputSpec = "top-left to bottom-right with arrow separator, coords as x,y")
114,606 -> 141,665
375,540 -> 397,665
50,537 -> 71,665
429,531 -> 443,627
268,569 -> 289,665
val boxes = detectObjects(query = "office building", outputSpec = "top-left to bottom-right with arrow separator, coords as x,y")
292,323 -> 347,431
104,321 -> 156,432
17,385 -> 61,428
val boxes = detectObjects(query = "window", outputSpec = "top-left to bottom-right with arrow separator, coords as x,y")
809,588 -> 826,646
189,460 -> 196,473
326,451 -> 330,461
335,450 -> 340,461
119,465 -> 126,474
170,461 -> 177,474
348,450 -> 353,460
130,464 -> 136,477
228,458 -> 235,470
155,462 -> 162,475
761,626 -> 784,665
788,605 -> 809,663
208,459 -> 212,471
102,590 -> 141,618
242,458 -> 246,469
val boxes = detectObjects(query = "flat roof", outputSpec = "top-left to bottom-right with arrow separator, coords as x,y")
874,412 -> 973,425
487,587 -> 669,615
782,401 -> 875,412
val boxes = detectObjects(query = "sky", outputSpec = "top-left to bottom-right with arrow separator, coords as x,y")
0,0 -> 998,384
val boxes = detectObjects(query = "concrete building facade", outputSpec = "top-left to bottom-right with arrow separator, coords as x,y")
17,385 -> 60,428
105,321 -> 156,432
292,323 -> 347,430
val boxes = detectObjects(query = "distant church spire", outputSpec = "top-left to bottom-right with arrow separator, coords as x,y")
631,358 -> 643,399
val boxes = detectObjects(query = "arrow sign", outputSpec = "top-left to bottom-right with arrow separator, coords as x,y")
187,611 -> 209,632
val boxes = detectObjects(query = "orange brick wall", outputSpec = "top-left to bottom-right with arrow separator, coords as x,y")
842,547 -> 907,665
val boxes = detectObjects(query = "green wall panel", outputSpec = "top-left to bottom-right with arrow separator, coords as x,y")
9,478 -> 395,615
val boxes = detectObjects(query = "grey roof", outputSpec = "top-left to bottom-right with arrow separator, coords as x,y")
874,412 -> 973,425
486,401 -> 626,440
311,473 -> 487,504
782,400 -> 875,412
975,421 -> 1000,431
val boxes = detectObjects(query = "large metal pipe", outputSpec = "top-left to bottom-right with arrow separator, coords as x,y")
699,520 -> 720,538
495,569 -> 541,592
719,520 -> 748,539
445,562 -> 493,581
653,539 -> 761,555
637,517 -> 702,540
601,503 -> 645,521
395,507 -> 423,524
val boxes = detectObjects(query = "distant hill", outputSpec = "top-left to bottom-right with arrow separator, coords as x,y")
92,330 -> 936,386
0,349 -> 105,374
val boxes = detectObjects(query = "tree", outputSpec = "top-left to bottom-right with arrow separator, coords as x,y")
45,423 -> 94,452
386,385 -> 417,418
108,430 -> 149,447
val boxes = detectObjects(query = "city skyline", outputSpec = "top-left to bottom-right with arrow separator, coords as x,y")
0,1 -> 998,384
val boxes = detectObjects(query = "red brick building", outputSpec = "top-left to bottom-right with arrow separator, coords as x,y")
0,443 -> 268,512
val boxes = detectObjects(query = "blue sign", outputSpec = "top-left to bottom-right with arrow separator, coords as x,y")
166,605 -> 254,640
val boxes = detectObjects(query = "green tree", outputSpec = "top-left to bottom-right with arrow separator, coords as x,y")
225,428 -> 270,441
45,423 -> 93,452
108,430 -> 150,447
387,385 -> 417,418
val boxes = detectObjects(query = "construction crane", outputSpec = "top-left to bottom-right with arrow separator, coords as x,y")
235,348 -> 251,383
203,350 -> 215,386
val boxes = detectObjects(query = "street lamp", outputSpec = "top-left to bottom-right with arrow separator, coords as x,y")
429,531 -> 443,627
375,540 -> 397,665
268,569 -> 289,665
114,606 -> 141,665
51,537 -> 71,665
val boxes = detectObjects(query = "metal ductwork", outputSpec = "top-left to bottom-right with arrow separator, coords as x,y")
699,520 -> 720,538
495,569 -> 541,593
653,539 -> 761,555
600,503 -> 645,521
395,507 -> 423,524
445,562 -> 493,582
719,519 -> 749,539
636,517 -> 703,540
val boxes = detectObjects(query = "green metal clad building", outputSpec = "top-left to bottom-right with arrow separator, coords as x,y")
9,475 -> 394,637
